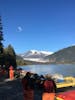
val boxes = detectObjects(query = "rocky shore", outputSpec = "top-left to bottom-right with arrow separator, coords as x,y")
0,77 -> 75,100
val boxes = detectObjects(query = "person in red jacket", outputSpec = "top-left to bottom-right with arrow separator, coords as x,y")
42,78 -> 57,100
22,72 -> 34,100
9,65 -> 14,80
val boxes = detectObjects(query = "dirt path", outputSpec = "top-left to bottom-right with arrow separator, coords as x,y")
0,79 -> 24,100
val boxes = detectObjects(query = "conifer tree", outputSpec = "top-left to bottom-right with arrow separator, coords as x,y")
7,44 -> 16,57
0,16 -> 4,54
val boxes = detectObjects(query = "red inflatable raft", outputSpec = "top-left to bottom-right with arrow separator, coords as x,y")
56,90 -> 75,100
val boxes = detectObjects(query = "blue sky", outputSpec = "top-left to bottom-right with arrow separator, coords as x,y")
0,0 -> 75,53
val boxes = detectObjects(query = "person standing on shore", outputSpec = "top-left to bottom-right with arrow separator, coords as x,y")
9,65 -> 14,80
42,77 -> 57,100
22,72 -> 34,100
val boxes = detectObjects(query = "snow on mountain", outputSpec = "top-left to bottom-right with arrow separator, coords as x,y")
19,50 -> 53,58
40,51 -> 53,55
18,50 -> 53,63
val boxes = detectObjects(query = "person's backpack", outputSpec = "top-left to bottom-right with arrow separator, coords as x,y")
43,80 -> 54,93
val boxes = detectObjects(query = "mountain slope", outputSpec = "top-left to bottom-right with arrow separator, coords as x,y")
17,50 -> 53,63
16,55 -> 23,60
18,50 -> 53,59
45,46 -> 75,64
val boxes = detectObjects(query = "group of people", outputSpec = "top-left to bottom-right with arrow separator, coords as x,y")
22,72 -> 57,100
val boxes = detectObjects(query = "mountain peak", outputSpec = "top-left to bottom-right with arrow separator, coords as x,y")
18,50 -> 53,59
29,50 -> 53,55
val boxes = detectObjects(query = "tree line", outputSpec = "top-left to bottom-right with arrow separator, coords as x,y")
0,16 -> 26,70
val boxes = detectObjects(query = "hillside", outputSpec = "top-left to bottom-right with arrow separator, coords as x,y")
45,46 -> 75,64
16,50 -> 53,65
18,50 -> 53,58
16,55 -> 23,60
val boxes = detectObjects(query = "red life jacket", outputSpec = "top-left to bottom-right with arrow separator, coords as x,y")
44,80 -> 54,93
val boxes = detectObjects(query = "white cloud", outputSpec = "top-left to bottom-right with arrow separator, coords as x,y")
17,26 -> 23,32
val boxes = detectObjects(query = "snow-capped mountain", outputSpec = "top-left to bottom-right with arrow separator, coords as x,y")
19,50 -> 53,58
18,50 -> 53,63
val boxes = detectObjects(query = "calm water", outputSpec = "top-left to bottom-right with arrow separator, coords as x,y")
18,64 -> 75,77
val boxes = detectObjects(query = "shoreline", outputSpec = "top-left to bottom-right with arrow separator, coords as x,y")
0,78 -> 75,100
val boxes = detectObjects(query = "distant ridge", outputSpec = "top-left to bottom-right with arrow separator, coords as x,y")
16,46 -> 75,64
18,50 -> 53,59
45,45 -> 75,64
17,50 -> 53,64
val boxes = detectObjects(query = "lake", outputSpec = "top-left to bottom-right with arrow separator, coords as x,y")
18,64 -> 75,77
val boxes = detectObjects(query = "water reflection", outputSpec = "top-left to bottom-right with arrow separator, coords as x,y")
19,64 -> 75,76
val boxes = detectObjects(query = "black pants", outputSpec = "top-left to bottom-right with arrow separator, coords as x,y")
34,89 -> 43,100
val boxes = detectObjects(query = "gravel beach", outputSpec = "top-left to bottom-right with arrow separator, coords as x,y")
0,78 -> 24,100
0,78 -> 75,100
